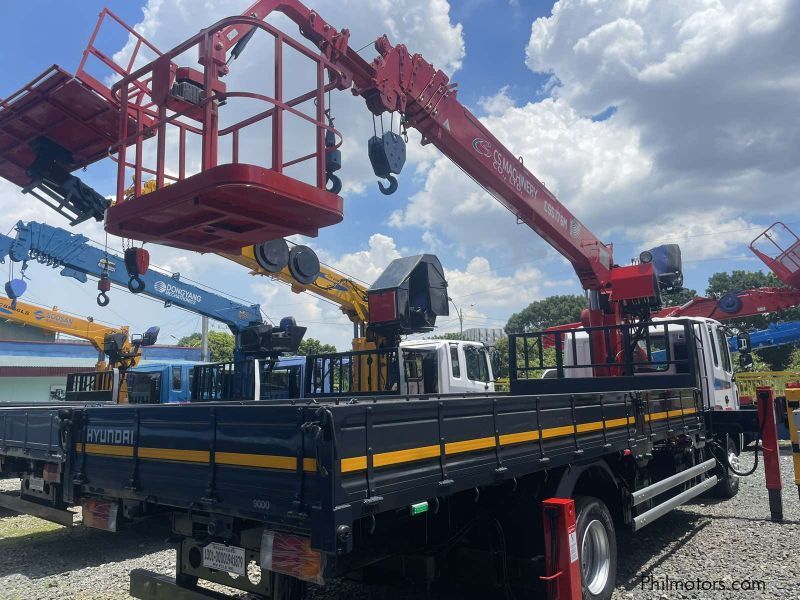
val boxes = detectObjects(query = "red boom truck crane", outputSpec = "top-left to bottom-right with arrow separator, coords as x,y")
0,3 -> 773,600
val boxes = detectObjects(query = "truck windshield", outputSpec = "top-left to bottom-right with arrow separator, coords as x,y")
127,372 -> 161,404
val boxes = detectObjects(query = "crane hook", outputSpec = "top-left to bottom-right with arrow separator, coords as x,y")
377,175 -> 398,195
97,292 -> 110,307
128,275 -> 146,294
326,173 -> 342,195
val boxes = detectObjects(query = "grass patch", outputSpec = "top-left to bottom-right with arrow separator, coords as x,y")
0,514 -> 62,540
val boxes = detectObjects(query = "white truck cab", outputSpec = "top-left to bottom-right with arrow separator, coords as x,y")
561,317 -> 737,411
399,340 -> 496,395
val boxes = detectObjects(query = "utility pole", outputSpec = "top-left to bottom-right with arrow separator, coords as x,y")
201,316 -> 209,361
448,296 -> 464,336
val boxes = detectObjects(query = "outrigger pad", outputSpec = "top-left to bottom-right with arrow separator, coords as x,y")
0,66 -> 142,188
104,164 -> 344,254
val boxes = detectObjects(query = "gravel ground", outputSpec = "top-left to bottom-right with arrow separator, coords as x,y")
0,445 -> 798,600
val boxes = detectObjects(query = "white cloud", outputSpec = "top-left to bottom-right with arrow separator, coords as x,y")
391,97 -> 651,263
478,86 -> 515,116
394,0 -> 798,280
524,0 -> 800,213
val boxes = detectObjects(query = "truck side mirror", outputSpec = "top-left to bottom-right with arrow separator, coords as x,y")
738,352 -> 753,370
736,332 -> 751,353
141,326 -> 160,347
491,349 -> 501,378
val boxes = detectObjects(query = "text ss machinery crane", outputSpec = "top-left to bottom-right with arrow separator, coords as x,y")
0,221 -> 305,361
0,295 -> 152,372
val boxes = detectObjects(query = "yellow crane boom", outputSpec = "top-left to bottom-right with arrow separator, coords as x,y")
224,245 -> 372,348
0,296 -> 138,370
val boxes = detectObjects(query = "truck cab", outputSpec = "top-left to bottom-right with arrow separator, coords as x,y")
126,361 -> 205,404
561,317 -> 737,411
399,340 -> 495,395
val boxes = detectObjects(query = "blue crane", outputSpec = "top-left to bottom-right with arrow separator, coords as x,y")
729,321 -> 800,353
0,221 -> 304,359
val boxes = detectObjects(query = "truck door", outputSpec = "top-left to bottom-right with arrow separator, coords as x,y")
401,349 -> 439,394
706,322 -> 736,410
464,344 -> 492,392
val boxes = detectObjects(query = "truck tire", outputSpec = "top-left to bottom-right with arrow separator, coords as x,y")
575,496 -> 617,600
712,435 -> 740,499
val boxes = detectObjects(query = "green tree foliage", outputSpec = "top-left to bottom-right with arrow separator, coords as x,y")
493,337 -> 509,378
297,338 -> 337,356
787,348 -> 800,372
492,336 -> 556,381
430,332 -> 466,341
505,295 -> 587,334
661,286 -> 698,308
177,331 -> 234,362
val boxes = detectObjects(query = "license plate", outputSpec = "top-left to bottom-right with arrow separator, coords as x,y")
203,542 -> 246,576
28,477 -> 45,493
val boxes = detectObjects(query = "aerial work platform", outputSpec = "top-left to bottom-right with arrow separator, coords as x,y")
0,9 -> 345,250
105,164 -> 343,253
751,222 -> 800,290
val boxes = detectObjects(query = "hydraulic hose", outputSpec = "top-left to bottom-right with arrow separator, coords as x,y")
710,423 -> 765,478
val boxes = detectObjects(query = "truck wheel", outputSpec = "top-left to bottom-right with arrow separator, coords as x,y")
575,496 -> 617,600
713,435 -> 740,499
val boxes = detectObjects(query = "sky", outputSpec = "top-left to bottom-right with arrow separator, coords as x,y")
0,0 -> 798,350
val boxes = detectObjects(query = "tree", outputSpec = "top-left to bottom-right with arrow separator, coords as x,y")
661,286 -> 698,308
493,337 -> 509,378
505,295 -> 586,334
177,331 -> 234,362
429,332 -> 466,341
297,338 -> 337,356
787,348 -> 800,372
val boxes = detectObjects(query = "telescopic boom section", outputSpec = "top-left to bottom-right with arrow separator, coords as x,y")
222,1 -> 613,291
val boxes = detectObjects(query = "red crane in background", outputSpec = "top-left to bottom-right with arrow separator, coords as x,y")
655,222 -> 800,321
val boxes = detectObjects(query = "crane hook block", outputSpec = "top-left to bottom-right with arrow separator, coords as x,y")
5,279 -> 27,307
325,128 -> 343,195
97,272 -> 111,307
368,132 -> 406,195
124,247 -> 150,294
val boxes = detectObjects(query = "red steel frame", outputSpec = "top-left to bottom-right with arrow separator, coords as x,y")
109,15 -> 344,205
97,13 -> 347,252
750,222 -> 800,289
0,9 -> 159,188
756,386 -> 783,522
541,498 -> 582,600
